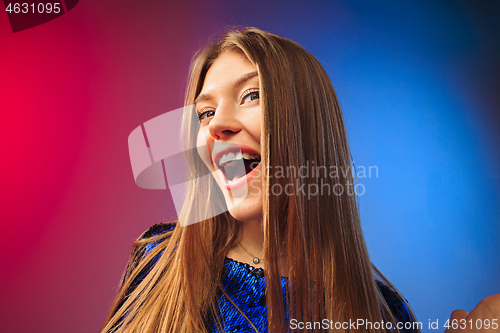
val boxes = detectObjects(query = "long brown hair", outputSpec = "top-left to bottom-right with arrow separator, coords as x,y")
102,27 -> 419,333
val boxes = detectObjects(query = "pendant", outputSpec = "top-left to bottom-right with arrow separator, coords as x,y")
253,257 -> 260,264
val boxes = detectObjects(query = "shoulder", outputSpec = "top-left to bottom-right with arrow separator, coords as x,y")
120,222 -> 177,286
110,223 -> 177,323
137,222 -> 176,255
376,280 -> 418,331
138,222 -> 176,240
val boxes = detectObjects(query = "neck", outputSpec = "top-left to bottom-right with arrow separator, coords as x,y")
226,215 -> 289,276
238,216 -> 265,256
225,215 -> 264,268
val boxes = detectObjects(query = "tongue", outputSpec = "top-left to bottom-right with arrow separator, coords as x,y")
221,159 -> 260,182
221,160 -> 246,181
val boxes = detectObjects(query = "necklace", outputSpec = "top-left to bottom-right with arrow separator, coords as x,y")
239,242 -> 262,265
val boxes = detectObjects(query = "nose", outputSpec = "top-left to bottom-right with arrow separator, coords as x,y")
207,103 -> 241,141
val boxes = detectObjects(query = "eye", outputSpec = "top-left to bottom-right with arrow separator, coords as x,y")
197,109 -> 215,122
240,89 -> 260,105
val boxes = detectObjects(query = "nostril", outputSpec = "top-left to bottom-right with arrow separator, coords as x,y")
209,132 -> 220,141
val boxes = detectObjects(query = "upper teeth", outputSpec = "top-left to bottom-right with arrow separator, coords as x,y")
218,152 -> 260,166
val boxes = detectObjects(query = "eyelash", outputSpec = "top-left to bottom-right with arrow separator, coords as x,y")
240,89 -> 260,104
196,88 -> 260,122
197,109 -> 214,122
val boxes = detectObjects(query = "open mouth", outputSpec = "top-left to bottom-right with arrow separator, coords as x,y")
217,151 -> 261,183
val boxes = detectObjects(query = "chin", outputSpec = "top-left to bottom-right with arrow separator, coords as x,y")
226,195 -> 263,222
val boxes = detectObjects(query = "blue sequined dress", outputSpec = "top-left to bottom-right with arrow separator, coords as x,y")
115,223 -> 418,332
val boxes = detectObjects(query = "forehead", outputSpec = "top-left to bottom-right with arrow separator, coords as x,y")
201,50 -> 258,91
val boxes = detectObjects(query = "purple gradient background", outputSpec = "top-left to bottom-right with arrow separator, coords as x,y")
0,1 -> 498,332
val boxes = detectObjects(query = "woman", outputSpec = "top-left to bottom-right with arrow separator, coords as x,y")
102,28 -> 497,333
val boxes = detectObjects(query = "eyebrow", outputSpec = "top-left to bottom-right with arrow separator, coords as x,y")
194,71 -> 259,105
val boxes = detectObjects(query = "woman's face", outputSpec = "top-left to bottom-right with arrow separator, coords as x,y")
195,50 -> 263,223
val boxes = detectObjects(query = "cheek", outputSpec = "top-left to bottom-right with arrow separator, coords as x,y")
196,128 -> 213,168
253,124 -> 262,143
243,109 -> 262,143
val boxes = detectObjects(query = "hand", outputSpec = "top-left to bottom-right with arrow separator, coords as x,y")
445,294 -> 500,333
